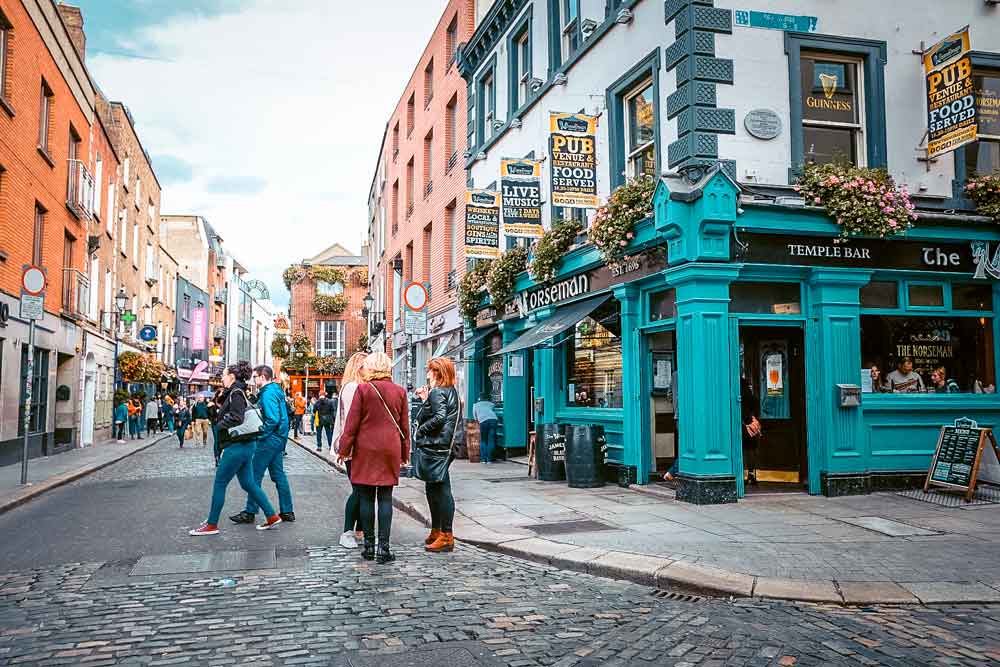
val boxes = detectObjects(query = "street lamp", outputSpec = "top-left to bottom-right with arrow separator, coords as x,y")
362,292 -> 373,319
101,289 -> 130,391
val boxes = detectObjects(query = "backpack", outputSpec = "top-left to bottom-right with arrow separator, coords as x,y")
286,397 -> 296,419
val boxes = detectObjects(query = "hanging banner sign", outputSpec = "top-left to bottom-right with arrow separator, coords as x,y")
923,26 -> 977,159
464,190 -> 501,259
549,112 -> 598,208
500,159 -> 543,238
191,307 -> 207,351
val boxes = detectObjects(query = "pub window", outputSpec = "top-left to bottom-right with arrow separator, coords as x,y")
18,345 -> 49,436
649,288 -> 676,322
485,331 -> 504,406
952,283 -> 994,312
860,280 -> 899,309
907,284 -> 945,308
730,282 -> 802,315
565,299 -> 623,408
965,67 -> 1000,178
800,53 -> 864,165
861,315 -> 995,394
624,79 -> 656,179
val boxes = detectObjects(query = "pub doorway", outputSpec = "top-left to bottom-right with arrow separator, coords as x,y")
738,326 -> 808,492
646,331 -> 678,479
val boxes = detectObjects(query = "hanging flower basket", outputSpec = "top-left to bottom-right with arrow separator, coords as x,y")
458,260 -> 493,322
308,266 -> 346,285
118,351 -> 164,383
282,266 -> 305,291
291,331 -> 312,356
271,334 -> 290,359
486,246 -> 529,312
591,176 -> 655,264
965,173 -> 1000,223
313,293 -> 349,315
530,219 -> 583,284
795,162 -> 916,238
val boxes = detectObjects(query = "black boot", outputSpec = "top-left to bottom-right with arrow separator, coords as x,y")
362,535 -> 376,561
376,543 -> 395,564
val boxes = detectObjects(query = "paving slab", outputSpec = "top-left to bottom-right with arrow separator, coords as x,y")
754,577 -> 842,603
901,581 -> 1000,604
656,561 -> 755,597
586,551 -> 673,587
838,581 -> 921,605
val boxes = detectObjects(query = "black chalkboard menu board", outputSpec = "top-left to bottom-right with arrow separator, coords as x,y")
924,420 -> 1000,501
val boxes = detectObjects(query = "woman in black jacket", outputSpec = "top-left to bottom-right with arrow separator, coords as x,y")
414,357 -> 461,553
189,361 -> 282,536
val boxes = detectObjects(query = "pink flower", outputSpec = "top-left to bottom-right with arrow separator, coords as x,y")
829,175 -> 840,184
882,206 -> 893,213
814,197 -> 822,204
626,232 -> 634,240
793,185 -> 801,192
889,220 -> 898,228
619,240 -> 627,247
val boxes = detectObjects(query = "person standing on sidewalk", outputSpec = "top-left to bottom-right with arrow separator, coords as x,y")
314,392 -> 336,452
161,395 -> 175,434
337,352 -> 409,563
127,397 -> 141,440
229,365 -> 295,525
471,393 -> 498,464
175,399 -> 192,448
414,357 -> 461,554
145,396 -> 160,434
304,396 -> 316,435
332,351 -> 367,549
292,392 -> 306,438
114,399 -> 128,443
191,397 -> 211,447
189,361 -> 282,536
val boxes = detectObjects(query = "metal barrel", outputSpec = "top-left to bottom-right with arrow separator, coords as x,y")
565,424 -> 606,489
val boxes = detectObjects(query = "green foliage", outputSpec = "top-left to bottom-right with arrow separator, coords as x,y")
282,266 -> 303,291
313,293 -> 349,315
530,218 -> 583,283
356,332 -> 369,352
271,334 -> 290,359
590,176 -> 655,263
118,351 -> 164,383
486,246 -> 529,312
308,266 -> 346,285
966,173 -> 1000,223
291,331 -> 312,356
458,260 -> 493,322
795,162 -> 916,238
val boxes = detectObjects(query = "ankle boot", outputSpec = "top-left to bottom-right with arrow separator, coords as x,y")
424,529 -> 441,545
425,531 -> 454,553
362,535 -> 376,561
375,543 -> 396,564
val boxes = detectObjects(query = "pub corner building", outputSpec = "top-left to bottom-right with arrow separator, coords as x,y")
454,0 -> 1000,503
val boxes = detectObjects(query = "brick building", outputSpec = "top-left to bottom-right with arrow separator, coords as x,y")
373,0 -> 476,389
286,243 -> 368,397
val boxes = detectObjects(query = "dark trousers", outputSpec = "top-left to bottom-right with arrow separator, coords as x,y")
176,426 -> 186,447
425,469 -> 455,533
316,422 -> 333,450
356,484 -> 393,543
343,460 -> 360,533
128,416 -> 138,438
292,414 -> 302,438
115,422 -> 125,440
479,419 -> 497,463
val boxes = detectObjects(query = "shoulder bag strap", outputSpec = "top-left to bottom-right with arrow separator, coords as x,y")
369,383 -> 406,442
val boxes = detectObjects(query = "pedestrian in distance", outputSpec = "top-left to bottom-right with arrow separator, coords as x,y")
145,395 -> 160,434
336,352 -> 409,563
332,351 -> 368,549
175,399 -> 192,448
189,361 -> 283,536
304,396 -> 316,435
161,395 -> 175,433
413,357 -> 462,554
314,391 -> 336,452
292,392 -> 306,438
471,392 -> 498,465
136,396 -> 147,438
191,396 -> 212,447
113,399 -> 128,443
127,397 -> 141,440
229,365 -> 295,525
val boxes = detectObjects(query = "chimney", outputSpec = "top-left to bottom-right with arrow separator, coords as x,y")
57,5 -> 86,62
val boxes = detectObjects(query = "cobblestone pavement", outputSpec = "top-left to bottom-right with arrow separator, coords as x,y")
1,441 -> 999,666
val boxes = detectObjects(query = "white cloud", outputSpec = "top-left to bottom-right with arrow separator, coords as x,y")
90,0 -> 448,307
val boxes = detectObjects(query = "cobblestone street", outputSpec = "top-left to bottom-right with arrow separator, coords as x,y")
0,440 -> 998,666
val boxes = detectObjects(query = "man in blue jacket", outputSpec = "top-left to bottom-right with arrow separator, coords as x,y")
229,365 -> 295,524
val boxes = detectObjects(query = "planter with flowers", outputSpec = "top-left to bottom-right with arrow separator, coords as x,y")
590,176 -> 656,264
795,162 -> 916,238
313,293 -> 349,315
486,246 -> 529,313
965,173 -> 1000,223
458,260 -> 493,322
530,219 -> 583,283
271,334 -> 290,359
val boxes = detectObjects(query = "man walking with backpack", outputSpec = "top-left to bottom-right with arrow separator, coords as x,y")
314,391 -> 337,452
229,365 -> 295,524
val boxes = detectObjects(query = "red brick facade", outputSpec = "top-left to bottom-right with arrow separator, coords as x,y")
288,258 -> 368,361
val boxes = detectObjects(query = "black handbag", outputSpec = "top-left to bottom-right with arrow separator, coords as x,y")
412,389 -> 462,483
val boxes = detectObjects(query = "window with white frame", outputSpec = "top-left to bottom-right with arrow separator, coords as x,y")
624,79 -> 656,179
316,281 -> 343,296
135,176 -> 141,208
123,155 -> 130,188
561,0 -> 580,64
132,222 -> 139,263
103,269 -> 112,327
800,53 -> 865,165
482,71 -> 496,138
106,181 -> 115,235
316,320 -> 346,357
512,24 -> 531,110
94,154 -> 103,219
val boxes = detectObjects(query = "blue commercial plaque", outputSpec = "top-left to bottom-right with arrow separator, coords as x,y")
734,10 -> 817,33
139,325 -> 158,342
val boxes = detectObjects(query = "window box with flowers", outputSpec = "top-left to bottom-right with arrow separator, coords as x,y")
795,162 -> 916,238
459,260 -> 493,322
313,293 -> 348,315
531,218 -> 583,284
965,174 -> 1000,223
486,246 -> 529,313
590,176 -> 656,264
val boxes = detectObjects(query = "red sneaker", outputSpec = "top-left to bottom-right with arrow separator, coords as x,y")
189,523 -> 219,536
256,515 -> 282,531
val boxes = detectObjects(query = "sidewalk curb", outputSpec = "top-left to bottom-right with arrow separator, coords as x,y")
0,433 -> 174,516
287,438 -> 1000,606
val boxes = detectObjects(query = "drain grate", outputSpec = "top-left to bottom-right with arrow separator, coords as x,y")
527,519 -> 617,535
650,589 -> 702,602
894,484 -> 1000,508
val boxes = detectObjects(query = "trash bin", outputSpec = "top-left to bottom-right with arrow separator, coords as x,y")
536,423 -> 566,481
565,424 -> 606,488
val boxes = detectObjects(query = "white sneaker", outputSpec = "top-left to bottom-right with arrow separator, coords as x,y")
339,531 -> 359,549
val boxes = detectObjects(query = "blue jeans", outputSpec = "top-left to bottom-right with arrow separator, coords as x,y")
207,442 -> 276,525
164,414 -> 175,432
244,444 -> 293,515
479,419 -> 497,463
316,422 -> 332,450
128,416 -> 138,438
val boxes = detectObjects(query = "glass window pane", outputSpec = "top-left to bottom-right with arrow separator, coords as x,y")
801,56 -> 859,124
730,283 -> 801,314
566,299 -> 623,408
974,71 -> 1000,138
861,315 -> 995,393
952,283 -> 994,311
627,84 -> 655,150
650,289 -> 676,321
803,125 -> 857,165
485,332 -> 504,406
964,138 -> 1000,178
860,281 -> 899,309
630,145 -> 656,179
908,284 -> 944,307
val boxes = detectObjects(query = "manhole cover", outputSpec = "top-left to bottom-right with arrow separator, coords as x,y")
331,641 -> 506,666
130,549 -> 277,576
837,516 -> 940,537
894,484 -> 1000,508
527,519 -> 617,535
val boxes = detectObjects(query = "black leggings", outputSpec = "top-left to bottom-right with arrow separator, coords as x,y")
115,422 -> 125,440
343,461 -> 360,533
425,471 -> 455,533
356,484 -> 393,543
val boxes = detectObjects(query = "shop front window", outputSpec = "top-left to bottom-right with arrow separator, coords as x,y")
800,53 -> 863,165
565,299 -> 623,408
861,315 -> 996,394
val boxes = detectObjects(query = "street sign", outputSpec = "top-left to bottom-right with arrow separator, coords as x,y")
121,311 -> 137,325
19,293 -> 44,320
21,266 -> 45,295
139,325 -> 158,342
403,282 -> 428,311
404,307 -> 428,336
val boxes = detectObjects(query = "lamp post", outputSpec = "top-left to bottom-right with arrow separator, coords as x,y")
362,292 -> 374,352
100,289 -> 130,391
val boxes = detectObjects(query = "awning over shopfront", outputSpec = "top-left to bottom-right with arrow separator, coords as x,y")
440,325 -> 498,359
490,294 -> 610,356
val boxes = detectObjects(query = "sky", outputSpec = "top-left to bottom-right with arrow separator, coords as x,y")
75,0 -> 449,307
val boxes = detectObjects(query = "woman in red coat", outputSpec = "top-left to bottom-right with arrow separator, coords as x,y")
337,351 -> 410,563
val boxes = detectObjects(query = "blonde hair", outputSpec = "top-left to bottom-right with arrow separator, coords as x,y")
361,351 -> 393,380
342,352 -> 368,384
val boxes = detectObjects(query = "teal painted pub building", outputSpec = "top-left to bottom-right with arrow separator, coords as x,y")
460,168 -> 1000,503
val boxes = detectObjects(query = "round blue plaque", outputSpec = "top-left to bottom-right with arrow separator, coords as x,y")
139,325 -> 158,342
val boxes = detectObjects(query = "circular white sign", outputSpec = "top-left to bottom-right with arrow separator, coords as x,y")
403,282 -> 428,311
22,266 -> 46,295
744,109 -> 782,140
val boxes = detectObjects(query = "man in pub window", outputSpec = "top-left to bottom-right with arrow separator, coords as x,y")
887,357 -> 925,393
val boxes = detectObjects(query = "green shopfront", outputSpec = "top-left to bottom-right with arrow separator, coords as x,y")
459,167 -> 1000,504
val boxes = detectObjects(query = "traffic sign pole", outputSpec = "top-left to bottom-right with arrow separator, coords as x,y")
19,266 -> 45,486
21,320 -> 34,485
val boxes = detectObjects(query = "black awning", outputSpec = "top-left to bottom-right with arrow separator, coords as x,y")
439,325 -> 498,359
490,294 -> 610,356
